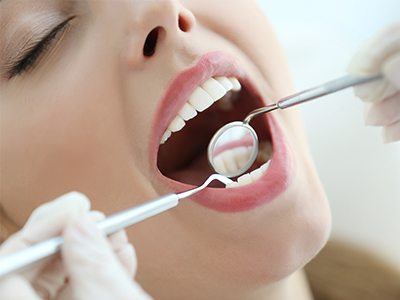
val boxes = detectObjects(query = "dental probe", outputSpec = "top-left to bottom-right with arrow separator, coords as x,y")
243,74 -> 382,124
0,174 -> 232,278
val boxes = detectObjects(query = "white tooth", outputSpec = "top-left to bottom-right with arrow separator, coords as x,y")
168,115 -> 185,132
201,78 -> 226,101
160,130 -> 172,144
178,103 -> 197,121
229,77 -> 241,91
220,150 -> 239,174
215,76 -> 233,91
237,173 -> 253,186
226,181 -> 240,189
213,155 -> 228,174
250,167 -> 263,181
232,147 -> 252,170
260,161 -> 271,172
188,87 -> 214,112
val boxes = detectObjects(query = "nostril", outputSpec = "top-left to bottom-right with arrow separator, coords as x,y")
143,27 -> 160,57
178,13 -> 191,32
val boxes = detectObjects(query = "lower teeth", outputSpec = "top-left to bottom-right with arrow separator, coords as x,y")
226,161 -> 270,188
225,141 -> 273,188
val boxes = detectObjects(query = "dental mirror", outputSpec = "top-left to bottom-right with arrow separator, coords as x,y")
208,74 -> 382,177
207,121 -> 258,178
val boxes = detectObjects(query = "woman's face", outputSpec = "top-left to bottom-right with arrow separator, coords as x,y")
0,0 -> 331,298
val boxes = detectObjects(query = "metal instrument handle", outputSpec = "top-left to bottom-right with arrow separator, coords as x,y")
277,74 -> 382,109
243,74 -> 382,124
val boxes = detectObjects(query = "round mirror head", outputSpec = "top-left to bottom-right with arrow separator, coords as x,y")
207,121 -> 259,178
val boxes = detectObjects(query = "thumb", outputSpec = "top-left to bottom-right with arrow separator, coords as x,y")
62,216 -> 152,300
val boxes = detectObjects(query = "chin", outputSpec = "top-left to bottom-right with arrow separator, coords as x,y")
239,148 -> 332,284
251,185 -> 331,284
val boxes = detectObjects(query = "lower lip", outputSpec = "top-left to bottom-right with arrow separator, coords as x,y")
157,115 -> 293,213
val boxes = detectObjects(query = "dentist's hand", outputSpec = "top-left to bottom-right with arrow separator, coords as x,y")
0,192 -> 152,300
348,23 -> 400,143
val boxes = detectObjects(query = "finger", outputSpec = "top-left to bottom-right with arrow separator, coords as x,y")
21,192 -> 91,243
383,120 -> 400,143
29,211 -> 105,298
353,79 -> 396,103
365,92 -> 400,126
31,259 -> 66,299
109,230 -> 137,278
62,216 -> 151,300
0,276 -> 40,300
348,23 -> 400,75
0,192 -> 90,255
1,192 -> 90,295
25,192 -> 90,227
383,53 -> 400,88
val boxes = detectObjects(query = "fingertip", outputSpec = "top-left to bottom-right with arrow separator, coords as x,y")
116,243 -> 137,277
383,122 -> 400,143
109,230 -> 137,276
58,191 -> 91,212
26,191 -> 91,227
364,104 -> 380,126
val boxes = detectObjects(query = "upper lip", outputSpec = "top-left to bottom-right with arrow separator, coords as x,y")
149,51 -> 293,212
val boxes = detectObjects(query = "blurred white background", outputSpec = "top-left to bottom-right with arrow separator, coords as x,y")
258,0 -> 400,267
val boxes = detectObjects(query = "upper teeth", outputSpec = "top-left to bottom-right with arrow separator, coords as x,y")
160,76 -> 241,144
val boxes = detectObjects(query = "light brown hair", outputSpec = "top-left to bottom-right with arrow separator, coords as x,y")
306,239 -> 400,300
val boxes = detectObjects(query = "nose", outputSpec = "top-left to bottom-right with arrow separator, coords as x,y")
125,0 -> 196,66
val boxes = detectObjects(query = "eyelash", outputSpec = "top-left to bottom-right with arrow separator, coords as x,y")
8,16 -> 75,79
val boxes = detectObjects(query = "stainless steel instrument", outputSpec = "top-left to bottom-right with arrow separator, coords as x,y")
0,174 -> 232,278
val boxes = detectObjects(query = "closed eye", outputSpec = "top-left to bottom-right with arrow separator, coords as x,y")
6,16 -> 75,79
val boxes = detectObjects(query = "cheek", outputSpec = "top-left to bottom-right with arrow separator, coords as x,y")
0,70 -> 143,225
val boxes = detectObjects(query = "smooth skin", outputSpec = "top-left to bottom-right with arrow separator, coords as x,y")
1,0 -> 397,299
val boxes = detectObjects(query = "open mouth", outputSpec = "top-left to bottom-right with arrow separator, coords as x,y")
157,76 -> 273,187
150,52 -> 292,212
